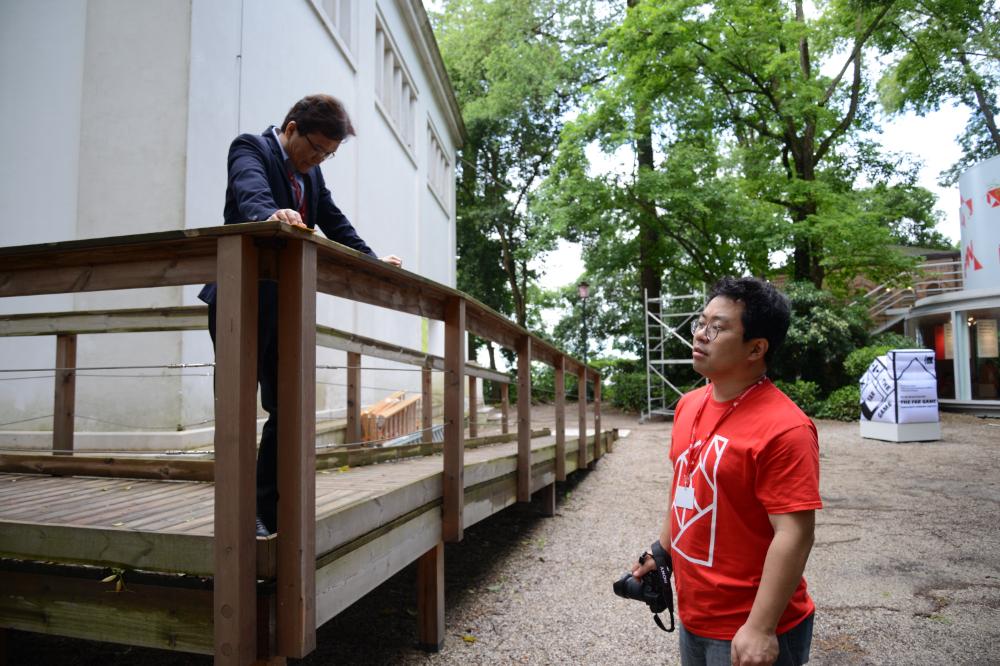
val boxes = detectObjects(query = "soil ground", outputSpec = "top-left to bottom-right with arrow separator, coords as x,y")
7,407 -> 1000,665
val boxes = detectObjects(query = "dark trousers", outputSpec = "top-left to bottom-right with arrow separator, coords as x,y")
207,281 -> 280,532
678,613 -> 814,666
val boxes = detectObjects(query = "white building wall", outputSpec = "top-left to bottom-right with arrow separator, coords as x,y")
0,0 -> 462,444
72,0 -> 192,432
0,1 -> 86,429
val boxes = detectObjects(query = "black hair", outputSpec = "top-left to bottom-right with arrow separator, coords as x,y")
707,276 -> 790,365
280,94 -> 356,141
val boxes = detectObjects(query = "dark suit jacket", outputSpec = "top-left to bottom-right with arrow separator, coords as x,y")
199,127 -> 377,304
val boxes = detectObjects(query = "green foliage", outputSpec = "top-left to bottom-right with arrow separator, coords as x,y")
530,364 -> 556,404
817,385 -> 861,422
587,0 -> 936,290
876,0 -> 1000,183
843,332 -> 915,379
591,357 -> 648,413
606,372 -> 647,413
773,379 -> 822,416
768,282 -> 871,394
432,0 -> 612,328
533,0 -> 947,369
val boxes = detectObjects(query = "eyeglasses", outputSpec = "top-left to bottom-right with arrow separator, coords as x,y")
690,319 -> 724,342
302,133 -> 338,161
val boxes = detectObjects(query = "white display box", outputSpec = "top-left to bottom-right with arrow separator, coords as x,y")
859,419 -> 941,443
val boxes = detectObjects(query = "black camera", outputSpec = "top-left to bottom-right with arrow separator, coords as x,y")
613,540 -> 675,632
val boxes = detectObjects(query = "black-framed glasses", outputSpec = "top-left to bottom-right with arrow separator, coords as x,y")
302,133 -> 337,161
690,319 -> 723,342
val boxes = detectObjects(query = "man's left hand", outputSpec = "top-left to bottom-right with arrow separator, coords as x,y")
730,623 -> 778,666
380,254 -> 402,267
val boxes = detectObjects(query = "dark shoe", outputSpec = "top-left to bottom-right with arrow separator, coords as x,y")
255,516 -> 271,537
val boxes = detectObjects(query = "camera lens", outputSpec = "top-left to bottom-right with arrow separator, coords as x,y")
613,572 -> 647,601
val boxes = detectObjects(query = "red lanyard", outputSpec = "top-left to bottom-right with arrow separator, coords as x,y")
681,376 -> 768,485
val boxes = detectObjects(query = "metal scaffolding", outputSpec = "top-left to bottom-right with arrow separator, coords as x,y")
643,287 -> 705,422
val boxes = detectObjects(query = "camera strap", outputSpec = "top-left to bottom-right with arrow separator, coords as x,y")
654,612 -> 674,633
650,540 -> 676,633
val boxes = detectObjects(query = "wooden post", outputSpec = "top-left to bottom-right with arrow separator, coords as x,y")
500,382 -> 509,434
443,297 -> 465,542
275,238 -> 317,657
554,356 -> 566,482
53,333 -> 77,455
416,541 -> 445,651
467,375 -> 478,439
594,374 -> 603,456
421,366 -> 433,452
346,351 -> 361,446
538,480 -> 556,517
517,335 -> 532,503
214,234 -> 259,665
577,364 -> 587,471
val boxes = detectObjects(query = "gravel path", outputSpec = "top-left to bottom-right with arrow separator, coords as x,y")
11,408 -> 1000,665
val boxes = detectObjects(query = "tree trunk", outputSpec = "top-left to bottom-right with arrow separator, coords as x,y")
959,52 -> 1000,151
628,0 -> 662,326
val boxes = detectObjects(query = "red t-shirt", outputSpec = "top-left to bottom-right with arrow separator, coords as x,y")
669,380 -> 822,640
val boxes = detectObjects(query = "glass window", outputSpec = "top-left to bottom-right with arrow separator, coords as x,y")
917,315 -> 954,399
969,308 -> 1000,400
374,14 -> 417,153
322,0 -> 354,52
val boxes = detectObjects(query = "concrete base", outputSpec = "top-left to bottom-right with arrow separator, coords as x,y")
860,420 -> 941,443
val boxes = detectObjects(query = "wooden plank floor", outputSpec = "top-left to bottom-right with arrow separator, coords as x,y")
0,434 -> 561,537
0,431 -> 607,655
0,431 -> 605,578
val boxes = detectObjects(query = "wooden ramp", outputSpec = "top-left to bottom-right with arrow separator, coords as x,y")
0,428 -> 615,657
0,223 -> 608,663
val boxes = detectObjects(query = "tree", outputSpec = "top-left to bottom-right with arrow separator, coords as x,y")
547,1 -> 947,295
431,0 -> 611,333
877,0 -> 1000,183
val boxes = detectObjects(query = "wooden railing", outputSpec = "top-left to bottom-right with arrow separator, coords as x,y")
0,223 -> 602,663
0,304 -> 514,452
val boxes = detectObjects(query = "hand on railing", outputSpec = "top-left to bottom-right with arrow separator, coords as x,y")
267,209 -> 313,231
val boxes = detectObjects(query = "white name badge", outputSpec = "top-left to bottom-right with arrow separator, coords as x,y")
674,485 -> 695,510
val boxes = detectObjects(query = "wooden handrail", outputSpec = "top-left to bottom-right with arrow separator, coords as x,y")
0,305 -> 512,384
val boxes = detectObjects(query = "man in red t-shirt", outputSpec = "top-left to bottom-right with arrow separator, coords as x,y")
631,276 -> 821,666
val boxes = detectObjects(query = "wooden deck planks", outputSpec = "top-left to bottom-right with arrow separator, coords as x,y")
0,431 -> 606,577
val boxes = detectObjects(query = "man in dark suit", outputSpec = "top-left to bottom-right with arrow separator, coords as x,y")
199,94 -> 401,536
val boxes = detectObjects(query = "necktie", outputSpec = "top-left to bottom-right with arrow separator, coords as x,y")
287,168 -> 308,222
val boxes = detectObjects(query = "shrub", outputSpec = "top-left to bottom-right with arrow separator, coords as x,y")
773,379 -> 822,416
844,345 -> 893,380
816,385 -> 860,421
843,332 -> 917,380
768,282 -> 871,394
873,332 -> 913,349
606,371 -> 647,412
530,365 -> 555,404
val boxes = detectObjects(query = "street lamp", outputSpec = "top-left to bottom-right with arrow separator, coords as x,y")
578,281 -> 590,365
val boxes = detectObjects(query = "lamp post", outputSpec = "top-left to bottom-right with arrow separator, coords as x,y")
578,281 -> 590,366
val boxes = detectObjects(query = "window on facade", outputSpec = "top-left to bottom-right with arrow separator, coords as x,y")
374,15 -> 417,152
321,0 -> 353,51
427,121 -> 451,210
